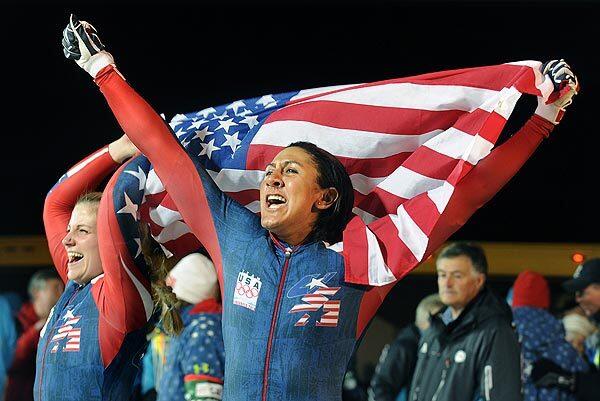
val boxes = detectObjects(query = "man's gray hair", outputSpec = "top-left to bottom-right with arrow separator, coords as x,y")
28,269 -> 60,299
415,293 -> 444,326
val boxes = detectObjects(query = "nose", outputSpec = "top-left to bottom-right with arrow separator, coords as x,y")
265,171 -> 283,188
62,232 -> 75,247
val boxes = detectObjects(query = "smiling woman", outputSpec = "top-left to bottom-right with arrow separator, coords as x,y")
64,15 -> 578,401
260,142 -> 354,246
37,134 -> 174,401
63,193 -> 102,284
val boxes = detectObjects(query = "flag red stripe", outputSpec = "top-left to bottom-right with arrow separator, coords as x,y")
271,100 -> 465,135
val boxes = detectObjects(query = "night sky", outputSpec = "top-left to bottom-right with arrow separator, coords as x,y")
2,2 -> 598,243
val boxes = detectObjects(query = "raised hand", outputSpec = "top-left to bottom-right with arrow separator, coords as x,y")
62,14 -> 114,78
535,59 -> 579,124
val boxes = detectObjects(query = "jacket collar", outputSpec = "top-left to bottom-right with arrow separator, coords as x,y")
188,298 -> 222,315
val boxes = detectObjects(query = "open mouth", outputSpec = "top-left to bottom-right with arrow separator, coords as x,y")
67,251 -> 84,264
266,194 -> 287,209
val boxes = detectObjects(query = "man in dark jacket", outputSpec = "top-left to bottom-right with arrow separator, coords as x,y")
532,258 -> 600,401
368,294 -> 444,401
408,242 -> 521,401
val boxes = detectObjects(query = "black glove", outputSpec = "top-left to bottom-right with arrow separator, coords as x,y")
535,59 -> 578,124
531,358 -> 576,392
62,14 -> 114,77
541,59 -> 578,92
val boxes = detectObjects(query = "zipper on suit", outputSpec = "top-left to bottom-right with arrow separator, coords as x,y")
261,246 -> 293,401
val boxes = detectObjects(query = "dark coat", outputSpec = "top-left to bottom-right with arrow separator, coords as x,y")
408,287 -> 522,401
368,324 -> 420,401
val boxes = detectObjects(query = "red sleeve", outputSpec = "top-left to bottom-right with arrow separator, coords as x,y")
424,114 -> 552,254
43,147 -> 119,283
7,325 -> 40,373
95,66 -> 225,289
353,115 -> 553,335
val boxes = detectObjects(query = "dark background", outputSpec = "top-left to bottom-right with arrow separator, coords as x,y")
1,1 -> 598,242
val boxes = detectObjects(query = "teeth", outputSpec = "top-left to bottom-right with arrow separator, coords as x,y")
67,251 -> 83,262
267,195 -> 286,203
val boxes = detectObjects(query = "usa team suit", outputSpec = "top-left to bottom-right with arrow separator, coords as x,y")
95,64 -> 554,401
38,147 -> 156,401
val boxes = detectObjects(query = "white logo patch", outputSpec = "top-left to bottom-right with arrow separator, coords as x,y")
420,342 -> 428,353
454,350 -> 466,363
573,264 -> 583,278
233,270 -> 262,311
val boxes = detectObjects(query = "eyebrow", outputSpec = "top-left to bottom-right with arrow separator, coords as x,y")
266,160 -> 304,168
69,224 -> 92,230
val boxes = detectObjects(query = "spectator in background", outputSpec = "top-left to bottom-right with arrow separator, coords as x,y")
368,294 -> 443,401
532,258 -> 600,401
408,242 -> 521,401
562,312 -> 597,356
511,270 -> 588,401
0,293 -> 22,401
157,252 -> 224,401
6,270 -> 63,401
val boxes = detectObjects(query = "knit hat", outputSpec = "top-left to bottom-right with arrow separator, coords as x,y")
512,270 -> 550,309
166,253 -> 218,304
563,313 -> 598,338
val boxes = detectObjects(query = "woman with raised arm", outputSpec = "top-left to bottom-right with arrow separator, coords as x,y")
38,135 -> 186,401
62,15 -> 577,401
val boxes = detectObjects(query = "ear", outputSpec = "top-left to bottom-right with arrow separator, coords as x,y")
315,187 -> 339,211
476,273 -> 486,290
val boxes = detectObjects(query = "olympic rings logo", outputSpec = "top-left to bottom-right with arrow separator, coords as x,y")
235,282 -> 259,298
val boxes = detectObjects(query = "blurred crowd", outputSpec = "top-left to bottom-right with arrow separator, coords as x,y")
1,243 -> 599,401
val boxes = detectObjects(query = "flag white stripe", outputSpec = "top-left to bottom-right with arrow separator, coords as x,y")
390,205 -> 428,262
351,174 -> 386,195
366,227 -> 397,286
254,120 -> 442,159
424,128 -> 494,165
353,207 -> 377,225
378,166 -> 446,200
245,201 -> 261,213
120,255 -> 154,321
149,205 -> 183,226
66,148 -> 109,178
427,182 -> 455,213
152,220 -> 191,243
300,82 -> 499,112
208,169 -> 265,192
145,169 -> 165,195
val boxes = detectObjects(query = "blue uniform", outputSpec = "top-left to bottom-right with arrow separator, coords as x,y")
158,299 -> 224,401
38,148 -> 155,401
35,281 -> 147,401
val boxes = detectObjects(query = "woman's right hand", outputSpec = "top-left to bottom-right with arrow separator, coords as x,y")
109,134 -> 140,164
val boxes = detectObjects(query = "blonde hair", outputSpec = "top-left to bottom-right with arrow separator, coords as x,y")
75,191 -> 103,208
139,223 -> 184,336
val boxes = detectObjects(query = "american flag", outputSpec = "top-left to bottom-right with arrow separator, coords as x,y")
136,60 -> 553,284
50,311 -> 81,352
289,286 -> 341,327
